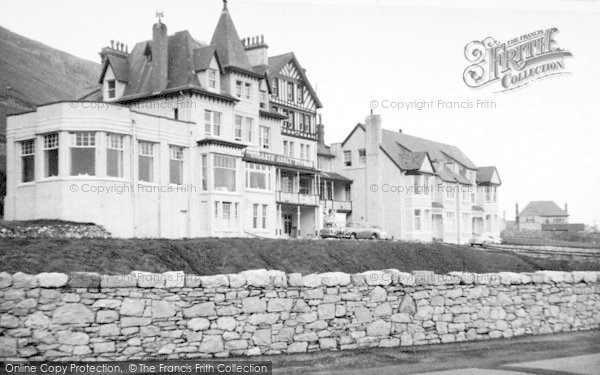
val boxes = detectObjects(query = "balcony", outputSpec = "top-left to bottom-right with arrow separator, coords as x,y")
277,191 -> 319,206
321,199 -> 352,212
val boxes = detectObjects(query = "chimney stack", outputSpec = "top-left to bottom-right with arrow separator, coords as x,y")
365,113 -> 382,154
515,203 -> 520,230
243,34 -> 268,66
564,203 -> 568,214
151,20 -> 168,92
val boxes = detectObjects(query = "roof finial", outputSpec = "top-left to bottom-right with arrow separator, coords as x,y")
223,0 -> 228,11
155,11 -> 164,23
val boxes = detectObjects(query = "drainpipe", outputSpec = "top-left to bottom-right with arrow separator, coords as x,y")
456,183 -> 460,244
131,118 -> 137,237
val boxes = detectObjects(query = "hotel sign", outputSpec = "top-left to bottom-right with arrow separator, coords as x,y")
463,28 -> 572,92
243,150 -> 315,170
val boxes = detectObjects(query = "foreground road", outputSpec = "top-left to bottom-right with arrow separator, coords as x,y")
267,330 -> 600,374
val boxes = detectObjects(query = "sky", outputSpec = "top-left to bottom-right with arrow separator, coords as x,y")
1,0 -> 599,226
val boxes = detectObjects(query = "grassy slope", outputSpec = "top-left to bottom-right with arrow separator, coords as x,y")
0,238 -> 597,275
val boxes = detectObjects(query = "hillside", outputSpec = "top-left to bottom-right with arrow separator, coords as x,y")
0,25 -> 100,137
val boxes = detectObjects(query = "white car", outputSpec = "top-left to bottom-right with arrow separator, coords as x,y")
469,232 -> 501,246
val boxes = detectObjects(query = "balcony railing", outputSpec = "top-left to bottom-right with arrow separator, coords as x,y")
277,191 -> 319,206
321,199 -> 353,212
281,126 -> 318,141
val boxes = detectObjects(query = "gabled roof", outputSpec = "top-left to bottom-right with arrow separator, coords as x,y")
99,55 -> 129,83
382,129 -> 476,169
267,52 -> 323,108
341,123 -> 480,183
477,166 -> 501,185
520,201 -> 569,217
193,45 -> 218,72
210,6 -> 254,74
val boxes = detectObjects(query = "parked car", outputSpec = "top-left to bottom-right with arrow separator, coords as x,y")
373,226 -> 393,240
319,222 -> 344,239
339,222 -> 387,240
469,232 -> 502,246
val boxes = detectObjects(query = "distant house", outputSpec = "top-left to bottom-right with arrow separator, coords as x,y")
518,201 -> 569,230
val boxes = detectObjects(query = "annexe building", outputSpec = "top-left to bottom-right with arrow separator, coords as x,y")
327,114 -> 501,244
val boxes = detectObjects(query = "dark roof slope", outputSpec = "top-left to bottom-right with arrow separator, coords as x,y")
210,7 -> 253,73
122,31 -> 204,97
520,201 -> 569,217
193,45 -> 217,72
382,129 -> 476,169
99,55 -> 129,83
477,166 -> 501,185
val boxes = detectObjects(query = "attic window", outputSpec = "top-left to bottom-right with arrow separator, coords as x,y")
107,80 -> 116,98
144,44 -> 152,62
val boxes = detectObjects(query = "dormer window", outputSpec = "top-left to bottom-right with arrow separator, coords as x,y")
208,69 -> 217,89
107,80 -> 116,99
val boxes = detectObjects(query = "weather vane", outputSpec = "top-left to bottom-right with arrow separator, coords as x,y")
155,11 -> 164,23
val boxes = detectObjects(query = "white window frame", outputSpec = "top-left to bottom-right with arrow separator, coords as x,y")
70,131 -> 96,176
107,134 -> 124,178
20,139 -> 35,183
169,145 -> 185,185
138,141 -> 155,183
259,126 -> 270,149
344,150 -> 352,167
205,110 -> 222,136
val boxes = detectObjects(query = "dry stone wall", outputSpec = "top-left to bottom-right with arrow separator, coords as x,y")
0,269 -> 599,360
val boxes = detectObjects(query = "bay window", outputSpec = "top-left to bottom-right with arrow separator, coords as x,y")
70,131 -> 95,176
43,133 -> 59,177
214,154 -> 236,192
20,139 -> 35,182
107,134 -> 124,178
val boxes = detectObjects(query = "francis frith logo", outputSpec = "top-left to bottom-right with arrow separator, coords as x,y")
463,28 -> 572,92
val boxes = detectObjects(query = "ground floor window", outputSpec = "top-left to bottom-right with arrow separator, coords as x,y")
169,145 -> 184,185
446,212 -> 456,231
215,201 -> 238,230
246,163 -> 271,190
107,134 -> 124,178
20,139 -> 35,182
43,133 -> 59,177
138,141 -> 155,182
214,154 -> 236,192
414,209 -> 421,231
70,131 -> 96,176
